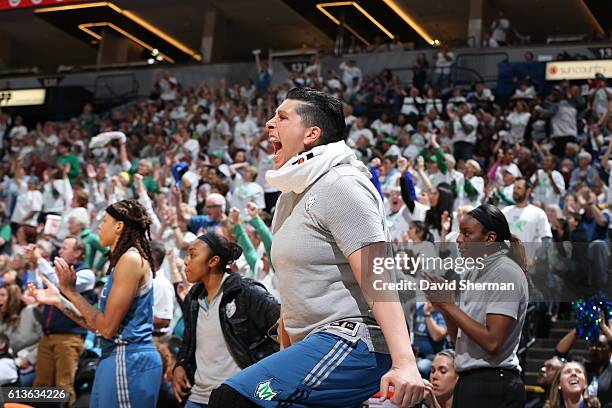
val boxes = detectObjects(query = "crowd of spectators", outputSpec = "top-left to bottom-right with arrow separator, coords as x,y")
0,43 -> 610,407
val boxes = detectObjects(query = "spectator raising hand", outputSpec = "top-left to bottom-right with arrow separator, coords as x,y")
246,202 -> 259,219
600,312 -> 612,342
228,207 -> 241,226
398,157 -> 410,176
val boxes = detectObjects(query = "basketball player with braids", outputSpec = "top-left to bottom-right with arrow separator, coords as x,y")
29,199 -> 163,407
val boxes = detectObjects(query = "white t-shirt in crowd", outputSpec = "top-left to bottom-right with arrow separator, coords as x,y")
591,87 -> 611,118
530,170 -> 566,207
42,179 -> 73,214
348,127 -> 374,146
496,184 -> 515,210
452,114 -> 478,145
233,118 -> 259,151
152,270 -> 175,334
371,119 -> 394,137
515,86 -> 536,99
506,111 -> 531,145
339,62 -> 362,87
231,173 -> 266,217
159,77 -> 178,101
208,120 -> 231,153
401,96 -> 424,116
255,153 -> 278,194
183,139 -> 200,163
401,145 -> 421,161
502,204 -> 552,261
551,100 -> 577,138
491,18 -> 510,43
11,183 -> 43,227
182,170 -> 200,208
345,115 -> 357,128
424,98 -> 443,114
435,52 -> 455,75
189,274 -> 241,404
8,125 -> 27,140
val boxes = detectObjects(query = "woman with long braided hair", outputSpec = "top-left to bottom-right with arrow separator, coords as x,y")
29,199 -> 163,407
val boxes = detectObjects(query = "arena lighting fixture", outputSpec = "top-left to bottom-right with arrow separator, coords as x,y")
78,22 -> 175,63
34,2 -> 202,62
316,1 -> 395,43
380,0 -> 435,45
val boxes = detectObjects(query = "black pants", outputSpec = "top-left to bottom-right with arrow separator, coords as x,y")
452,367 -> 525,408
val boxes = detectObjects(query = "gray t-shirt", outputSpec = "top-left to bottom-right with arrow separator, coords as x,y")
454,250 -> 529,372
189,274 -> 241,404
270,164 -> 389,353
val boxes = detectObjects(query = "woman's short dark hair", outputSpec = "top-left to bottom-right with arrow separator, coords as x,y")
285,87 -> 345,145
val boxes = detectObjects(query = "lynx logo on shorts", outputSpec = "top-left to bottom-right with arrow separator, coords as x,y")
255,379 -> 277,401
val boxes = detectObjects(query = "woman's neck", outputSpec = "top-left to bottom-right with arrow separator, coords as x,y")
483,243 -> 503,257
203,272 -> 225,302
562,393 -> 584,408
440,396 -> 453,408
109,233 -> 124,253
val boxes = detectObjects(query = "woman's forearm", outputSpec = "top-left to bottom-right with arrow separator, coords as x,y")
440,311 -> 458,344
61,288 -> 114,338
439,303 -> 498,353
250,216 -> 273,257
373,301 -> 417,365
425,316 -> 447,342
56,292 -> 98,333
555,329 -> 576,354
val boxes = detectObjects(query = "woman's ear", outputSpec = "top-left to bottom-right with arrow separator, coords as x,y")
115,221 -> 124,236
208,255 -> 221,269
304,126 -> 322,148
483,231 -> 497,244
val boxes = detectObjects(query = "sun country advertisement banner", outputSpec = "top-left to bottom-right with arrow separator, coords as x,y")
0,0 -> 86,11
546,59 -> 612,80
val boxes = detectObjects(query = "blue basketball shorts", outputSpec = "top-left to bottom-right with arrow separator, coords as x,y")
90,343 -> 163,408
225,331 -> 391,407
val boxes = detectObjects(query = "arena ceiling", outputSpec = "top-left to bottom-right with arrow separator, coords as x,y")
0,0 -> 606,73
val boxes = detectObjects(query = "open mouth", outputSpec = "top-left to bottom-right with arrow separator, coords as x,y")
269,135 -> 283,163
568,378 -> 579,386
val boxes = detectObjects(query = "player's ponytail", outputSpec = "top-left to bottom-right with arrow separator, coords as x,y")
228,242 -> 243,265
466,204 -> 528,273
507,234 -> 527,273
